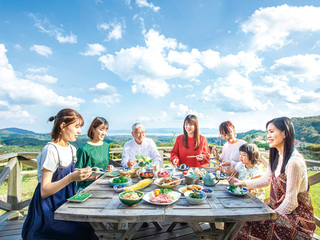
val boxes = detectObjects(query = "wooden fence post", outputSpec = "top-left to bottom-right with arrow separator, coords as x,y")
7,157 -> 21,211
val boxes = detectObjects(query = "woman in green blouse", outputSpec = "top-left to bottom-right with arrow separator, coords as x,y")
76,117 -> 112,190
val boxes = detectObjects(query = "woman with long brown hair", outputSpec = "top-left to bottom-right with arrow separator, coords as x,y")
233,117 -> 315,239
170,114 -> 210,167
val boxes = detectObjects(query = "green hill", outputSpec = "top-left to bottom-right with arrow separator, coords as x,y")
291,116 -> 320,144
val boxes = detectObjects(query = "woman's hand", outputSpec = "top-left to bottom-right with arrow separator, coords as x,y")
232,178 -> 246,187
196,154 -> 204,162
71,166 -> 92,181
127,160 -> 135,168
216,164 -> 223,172
172,159 -> 179,166
221,160 -> 231,167
211,146 -> 219,159
107,165 -> 114,171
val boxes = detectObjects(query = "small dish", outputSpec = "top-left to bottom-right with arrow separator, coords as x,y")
105,172 -> 120,177
156,170 -> 173,178
67,193 -> 92,202
184,190 -> 207,205
113,184 -> 125,192
201,188 -> 214,198
178,185 -> 203,194
91,167 -> 105,176
139,172 -> 154,179
177,165 -> 190,171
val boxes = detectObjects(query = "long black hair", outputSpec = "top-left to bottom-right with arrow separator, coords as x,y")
266,117 -> 295,173
183,114 -> 200,150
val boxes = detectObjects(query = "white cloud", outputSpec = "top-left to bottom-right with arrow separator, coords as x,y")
137,116 -> 151,122
89,82 -> 120,107
30,45 -> 52,57
80,43 -> 106,56
30,13 -> 77,44
14,44 -> 21,50
202,71 -> 269,112
27,67 -> 49,73
97,21 -> 125,41
159,111 -> 167,122
261,75 -> 320,104
0,100 -> 35,123
169,102 -> 203,117
136,0 -> 160,12
25,74 -> 58,84
241,5 -> 320,51
270,54 -> 320,82
0,44 -> 84,110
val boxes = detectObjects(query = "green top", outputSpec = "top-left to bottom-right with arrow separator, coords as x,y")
76,142 -> 110,190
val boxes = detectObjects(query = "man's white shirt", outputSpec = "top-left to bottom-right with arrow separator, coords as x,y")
121,138 -> 162,168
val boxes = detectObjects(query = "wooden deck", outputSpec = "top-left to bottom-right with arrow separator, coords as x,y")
0,216 -> 207,240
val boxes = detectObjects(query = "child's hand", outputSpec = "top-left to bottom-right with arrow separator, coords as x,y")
227,176 -> 236,186
216,164 -> 223,172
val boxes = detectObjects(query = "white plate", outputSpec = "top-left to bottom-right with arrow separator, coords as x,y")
143,191 -> 181,205
178,185 -> 203,194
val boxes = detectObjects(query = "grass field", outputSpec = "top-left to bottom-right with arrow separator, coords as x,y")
0,170 -> 319,234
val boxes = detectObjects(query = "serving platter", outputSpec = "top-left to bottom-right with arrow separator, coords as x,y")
143,191 -> 181,205
67,193 -> 92,203
226,186 -> 248,196
154,177 -> 183,189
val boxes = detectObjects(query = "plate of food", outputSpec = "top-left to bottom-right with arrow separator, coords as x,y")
178,185 -> 203,194
226,186 -> 248,196
67,193 -> 92,203
154,177 -> 183,189
105,171 -> 120,177
124,178 -> 153,191
91,167 -> 106,176
143,188 -> 181,205
109,176 -> 132,186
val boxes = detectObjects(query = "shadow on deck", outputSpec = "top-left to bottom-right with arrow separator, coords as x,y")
0,216 -> 203,240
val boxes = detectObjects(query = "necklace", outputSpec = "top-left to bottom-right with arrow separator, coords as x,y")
94,145 -> 103,162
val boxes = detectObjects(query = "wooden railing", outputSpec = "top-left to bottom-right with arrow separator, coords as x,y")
0,147 -> 319,232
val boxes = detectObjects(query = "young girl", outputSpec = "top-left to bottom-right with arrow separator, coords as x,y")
233,117 -> 316,239
76,117 -> 113,190
22,109 -> 97,240
219,143 -> 265,201
211,121 -> 246,171
170,114 -> 210,167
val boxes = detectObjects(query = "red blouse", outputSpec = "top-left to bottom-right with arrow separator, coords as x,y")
170,134 -> 210,167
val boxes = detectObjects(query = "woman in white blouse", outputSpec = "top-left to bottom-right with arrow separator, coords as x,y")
233,117 -> 316,239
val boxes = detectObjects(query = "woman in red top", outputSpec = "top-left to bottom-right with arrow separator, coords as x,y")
170,115 -> 210,167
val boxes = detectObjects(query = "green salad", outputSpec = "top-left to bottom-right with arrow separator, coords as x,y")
188,192 -> 203,199
229,185 -> 244,194
112,176 -> 129,183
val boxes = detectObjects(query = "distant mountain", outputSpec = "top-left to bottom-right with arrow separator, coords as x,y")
0,127 -> 37,135
291,115 -> 320,143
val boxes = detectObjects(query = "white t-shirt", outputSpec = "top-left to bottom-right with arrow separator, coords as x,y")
37,143 -> 76,182
121,138 -> 162,168
220,139 -> 246,170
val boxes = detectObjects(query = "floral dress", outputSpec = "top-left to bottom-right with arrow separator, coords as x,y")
235,162 -> 265,201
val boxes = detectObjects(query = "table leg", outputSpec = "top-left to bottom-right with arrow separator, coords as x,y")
223,221 -> 245,240
152,221 -> 162,230
167,222 -> 178,232
120,222 -> 143,240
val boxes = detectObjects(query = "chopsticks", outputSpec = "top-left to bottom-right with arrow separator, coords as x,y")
187,156 -> 197,158
229,171 -> 237,178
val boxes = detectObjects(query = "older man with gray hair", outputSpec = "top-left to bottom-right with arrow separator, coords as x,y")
121,123 -> 162,168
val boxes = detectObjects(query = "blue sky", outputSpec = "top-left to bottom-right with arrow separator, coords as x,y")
0,0 -> 320,135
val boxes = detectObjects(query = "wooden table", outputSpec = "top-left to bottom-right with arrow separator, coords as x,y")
55,168 -> 277,240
